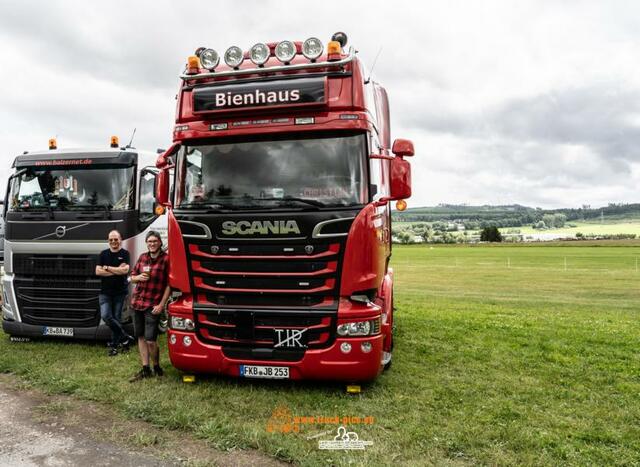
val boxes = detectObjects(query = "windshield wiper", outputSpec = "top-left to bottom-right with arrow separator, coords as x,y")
179,202 -> 229,211
255,197 -> 326,208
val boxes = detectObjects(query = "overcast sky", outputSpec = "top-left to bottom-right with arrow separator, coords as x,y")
0,0 -> 638,209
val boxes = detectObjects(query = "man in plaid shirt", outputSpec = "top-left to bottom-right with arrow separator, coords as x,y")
129,230 -> 170,381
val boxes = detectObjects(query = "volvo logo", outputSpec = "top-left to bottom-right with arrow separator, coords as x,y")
55,226 -> 66,238
221,220 -> 301,236
304,245 -> 314,255
210,245 -> 219,254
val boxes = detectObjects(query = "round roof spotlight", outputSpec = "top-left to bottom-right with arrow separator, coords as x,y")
275,40 -> 296,63
331,32 -> 348,47
199,48 -> 219,70
302,37 -> 323,61
224,46 -> 244,68
250,43 -> 270,66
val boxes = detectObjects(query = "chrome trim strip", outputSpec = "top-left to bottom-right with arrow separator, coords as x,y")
180,48 -> 356,81
312,217 -> 355,239
178,220 -> 212,239
214,236 -> 307,241
34,223 -> 90,240
8,220 -> 123,224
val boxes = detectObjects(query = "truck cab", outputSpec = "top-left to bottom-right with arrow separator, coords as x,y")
2,140 -> 167,340
157,34 -> 414,381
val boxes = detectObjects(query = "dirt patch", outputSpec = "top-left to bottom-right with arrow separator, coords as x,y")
0,374 -> 285,466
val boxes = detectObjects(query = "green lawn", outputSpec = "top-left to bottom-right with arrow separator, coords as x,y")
1,243 -> 640,465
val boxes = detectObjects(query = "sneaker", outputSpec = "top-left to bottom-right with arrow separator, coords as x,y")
153,365 -> 164,377
108,347 -> 119,357
129,366 -> 152,382
119,335 -> 135,350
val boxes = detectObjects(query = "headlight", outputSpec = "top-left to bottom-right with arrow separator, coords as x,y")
336,319 -> 380,337
275,40 -> 296,63
170,316 -> 195,331
250,43 -> 270,65
199,48 -> 219,70
302,37 -> 323,60
224,46 -> 244,68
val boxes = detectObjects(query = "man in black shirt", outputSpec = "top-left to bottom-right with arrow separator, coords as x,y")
96,230 -> 133,356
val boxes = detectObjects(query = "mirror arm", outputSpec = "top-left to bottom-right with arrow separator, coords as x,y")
369,154 -> 395,160
374,197 -> 392,207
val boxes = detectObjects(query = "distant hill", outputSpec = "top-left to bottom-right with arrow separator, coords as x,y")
392,203 -> 640,229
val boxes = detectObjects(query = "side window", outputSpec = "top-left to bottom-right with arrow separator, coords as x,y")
369,134 -> 389,201
139,170 -> 156,224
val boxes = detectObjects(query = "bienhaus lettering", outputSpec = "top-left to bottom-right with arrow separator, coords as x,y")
215,89 -> 301,108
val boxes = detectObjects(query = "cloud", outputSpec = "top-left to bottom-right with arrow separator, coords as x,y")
0,0 -> 639,208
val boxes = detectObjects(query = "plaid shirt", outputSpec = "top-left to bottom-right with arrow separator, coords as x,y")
130,250 -> 169,311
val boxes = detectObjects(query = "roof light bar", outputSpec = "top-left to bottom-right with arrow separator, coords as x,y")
180,46 -> 356,81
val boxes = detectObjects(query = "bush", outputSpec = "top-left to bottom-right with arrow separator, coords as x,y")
480,226 -> 503,242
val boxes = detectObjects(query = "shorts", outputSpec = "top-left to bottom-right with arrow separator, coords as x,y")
133,308 -> 160,342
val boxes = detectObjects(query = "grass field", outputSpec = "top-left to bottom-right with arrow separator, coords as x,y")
1,242 -> 640,465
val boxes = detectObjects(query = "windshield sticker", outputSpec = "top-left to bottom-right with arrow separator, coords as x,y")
34,159 -> 93,166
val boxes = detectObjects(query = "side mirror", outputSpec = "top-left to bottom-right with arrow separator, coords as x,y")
392,138 -> 414,158
155,143 -> 180,207
389,156 -> 411,200
156,169 -> 170,206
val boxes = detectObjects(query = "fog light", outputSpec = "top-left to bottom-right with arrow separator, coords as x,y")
302,37 -> 323,60
275,40 -> 296,63
340,342 -> 352,354
224,46 -> 244,68
250,43 -> 270,65
361,342 -> 372,353
183,336 -> 192,347
169,334 -> 177,345
199,48 -> 219,70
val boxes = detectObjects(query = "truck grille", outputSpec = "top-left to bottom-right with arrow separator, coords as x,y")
186,240 -> 345,352
13,254 -> 101,328
188,242 -> 341,309
194,308 -> 336,350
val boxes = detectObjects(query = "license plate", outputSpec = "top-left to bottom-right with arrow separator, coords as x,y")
240,365 -> 289,379
43,326 -> 74,337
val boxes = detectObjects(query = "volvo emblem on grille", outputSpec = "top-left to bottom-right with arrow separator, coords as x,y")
211,245 -> 220,254
305,245 -> 314,255
55,226 -> 66,238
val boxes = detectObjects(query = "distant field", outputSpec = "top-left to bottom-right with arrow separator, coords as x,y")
395,220 -> 640,237
1,242 -> 639,464
515,221 -> 640,236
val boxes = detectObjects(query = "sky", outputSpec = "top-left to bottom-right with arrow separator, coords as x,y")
0,0 -> 638,209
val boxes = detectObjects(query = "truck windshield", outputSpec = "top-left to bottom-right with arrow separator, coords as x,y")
8,165 -> 135,212
177,133 -> 367,209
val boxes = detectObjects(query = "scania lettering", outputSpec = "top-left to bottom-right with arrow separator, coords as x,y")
2,138 -> 167,340
156,33 -> 415,382
221,220 -> 301,236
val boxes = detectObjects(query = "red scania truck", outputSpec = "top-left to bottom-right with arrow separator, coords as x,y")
155,33 -> 414,382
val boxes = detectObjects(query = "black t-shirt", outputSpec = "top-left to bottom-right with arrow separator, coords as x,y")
98,248 -> 130,295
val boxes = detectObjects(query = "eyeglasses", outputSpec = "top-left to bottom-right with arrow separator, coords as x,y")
147,240 -> 160,244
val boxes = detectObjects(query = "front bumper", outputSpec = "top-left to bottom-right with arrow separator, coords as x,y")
168,329 -> 384,382
2,319 -> 131,341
